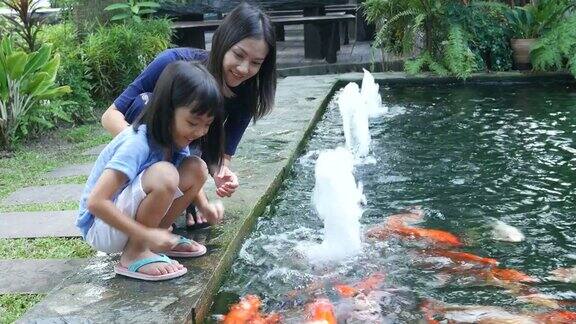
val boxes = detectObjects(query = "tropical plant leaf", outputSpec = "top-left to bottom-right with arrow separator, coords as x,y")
104,3 -> 131,11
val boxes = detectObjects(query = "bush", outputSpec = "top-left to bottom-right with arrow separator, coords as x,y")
0,36 -> 71,149
531,15 -> 576,76
446,2 -> 513,71
39,23 -> 95,123
82,18 -> 172,101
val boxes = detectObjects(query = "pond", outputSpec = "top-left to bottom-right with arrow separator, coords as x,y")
210,81 -> 576,323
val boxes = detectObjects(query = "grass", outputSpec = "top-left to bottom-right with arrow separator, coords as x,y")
0,237 -> 94,259
0,123 -> 104,320
0,294 -> 43,324
0,123 -> 110,201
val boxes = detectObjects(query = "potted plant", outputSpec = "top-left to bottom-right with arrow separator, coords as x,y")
506,0 -> 575,69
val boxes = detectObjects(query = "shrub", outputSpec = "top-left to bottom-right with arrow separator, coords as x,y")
39,23 -> 95,123
104,0 -> 161,23
531,15 -> 576,76
82,18 -> 172,101
0,36 -> 71,149
446,2 -> 513,71
0,0 -> 47,52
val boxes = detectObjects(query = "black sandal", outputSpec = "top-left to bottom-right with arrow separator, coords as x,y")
186,204 -> 211,230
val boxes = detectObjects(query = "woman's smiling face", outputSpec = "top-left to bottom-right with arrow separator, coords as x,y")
222,37 -> 269,88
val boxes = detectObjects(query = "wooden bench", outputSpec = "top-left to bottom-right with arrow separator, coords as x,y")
172,13 -> 356,63
267,4 -> 357,43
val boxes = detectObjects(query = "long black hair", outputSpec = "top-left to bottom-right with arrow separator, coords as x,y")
207,2 -> 277,121
133,61 -> 225,167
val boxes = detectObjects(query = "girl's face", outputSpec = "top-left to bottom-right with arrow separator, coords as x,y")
172,108 -> 214,149
222,37 -> 269,88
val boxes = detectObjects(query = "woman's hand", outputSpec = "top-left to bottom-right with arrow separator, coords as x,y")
214,165 -> 239,197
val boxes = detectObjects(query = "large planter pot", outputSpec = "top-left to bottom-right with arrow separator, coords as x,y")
510,38 -> 537,70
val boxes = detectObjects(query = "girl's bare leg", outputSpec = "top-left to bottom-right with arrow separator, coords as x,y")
159,156 -> 209,253
120,162 -> 184,275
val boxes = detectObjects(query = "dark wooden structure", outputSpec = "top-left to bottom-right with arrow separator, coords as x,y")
172,13 -> 355,63
168,1 -> 359,63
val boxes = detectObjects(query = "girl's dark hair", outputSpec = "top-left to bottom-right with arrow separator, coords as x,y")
207,2 -> 277,121
133,61 -> 225,167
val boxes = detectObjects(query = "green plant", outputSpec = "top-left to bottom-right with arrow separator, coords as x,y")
82,19 -> 171,100
531,15 -> 576,76
363,0 -> 449,56
0,0 -> 46,52
104,0 -> 161,22
442,25 -> 477,78
506,0 -> 576,39
0,36 -> 71,149
39,23 -> 95,123
447,2 -> 513,71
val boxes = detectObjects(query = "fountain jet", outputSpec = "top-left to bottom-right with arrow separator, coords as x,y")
306,148 -> 364,262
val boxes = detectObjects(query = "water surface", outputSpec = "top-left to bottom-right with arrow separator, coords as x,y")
211,82 -> 576,322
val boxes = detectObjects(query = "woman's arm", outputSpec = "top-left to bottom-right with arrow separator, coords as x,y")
101,104 -> 130,137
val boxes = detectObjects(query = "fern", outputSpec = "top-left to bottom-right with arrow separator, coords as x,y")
531,15 -> 576,75
404,51 -> 449,76
443,25 -> 477,79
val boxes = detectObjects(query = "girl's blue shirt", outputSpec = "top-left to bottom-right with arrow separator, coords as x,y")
76,125 -> 190,238
113,47 -> 252,156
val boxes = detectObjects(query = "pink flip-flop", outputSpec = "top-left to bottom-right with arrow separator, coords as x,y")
114,254 -> 187,281
164,236 -> 207,258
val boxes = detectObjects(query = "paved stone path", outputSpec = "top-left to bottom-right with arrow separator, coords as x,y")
0,259 -> 88,294
81,144 -> 106,156
2,184 -> 85,205
0,211 -> 80,239
46,163 -> 94,179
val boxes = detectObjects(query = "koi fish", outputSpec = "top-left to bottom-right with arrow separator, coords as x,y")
421,300 -> 538,324
334,272 -> 386,298
305,298 -> 337,324
391,226 -> 464,247
491,219 -> 525,242
517,294 -> 561,309
488,268 -> 538,283
425,249 -> 499,267
537,310 -> 576,324
221,295 -> 281,324
547,266 -> 576,283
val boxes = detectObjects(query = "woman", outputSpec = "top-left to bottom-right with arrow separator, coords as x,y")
101,2 -> 277,228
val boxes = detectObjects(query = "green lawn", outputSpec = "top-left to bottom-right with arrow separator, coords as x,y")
0,123 -> 109,321
0,294 -> 43,324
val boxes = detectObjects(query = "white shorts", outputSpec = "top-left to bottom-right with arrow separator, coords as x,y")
85,171 -> 184,254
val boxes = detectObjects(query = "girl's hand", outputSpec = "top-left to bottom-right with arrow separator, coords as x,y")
214,165 -> 239,197
140,228 -> 179,252
197,200 -> 224,225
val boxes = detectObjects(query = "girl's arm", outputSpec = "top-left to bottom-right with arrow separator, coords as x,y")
101,104 -> 130,137
87,169 -> 176,250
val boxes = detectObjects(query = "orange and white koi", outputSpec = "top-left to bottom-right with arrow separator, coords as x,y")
305,298 -> 337,324
221,295 -> 281,324
425,249 -> 498,267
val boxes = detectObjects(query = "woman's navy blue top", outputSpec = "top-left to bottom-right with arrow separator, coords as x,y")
113,48 -> 252,156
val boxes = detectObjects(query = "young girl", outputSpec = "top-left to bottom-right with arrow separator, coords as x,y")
100,2 -> 277,229
77,62 -> 224,281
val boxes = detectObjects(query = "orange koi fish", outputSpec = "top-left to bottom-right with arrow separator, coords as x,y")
489,268 -> 538,283
305,298 -> 337,324
537,310 -> 576,324
334,284 -> 358,298
390,226 -> 463,247
420,300 -> 441,324
221,295 -> 281,324
334,272 -> 386,298
426,249 -> 498,266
